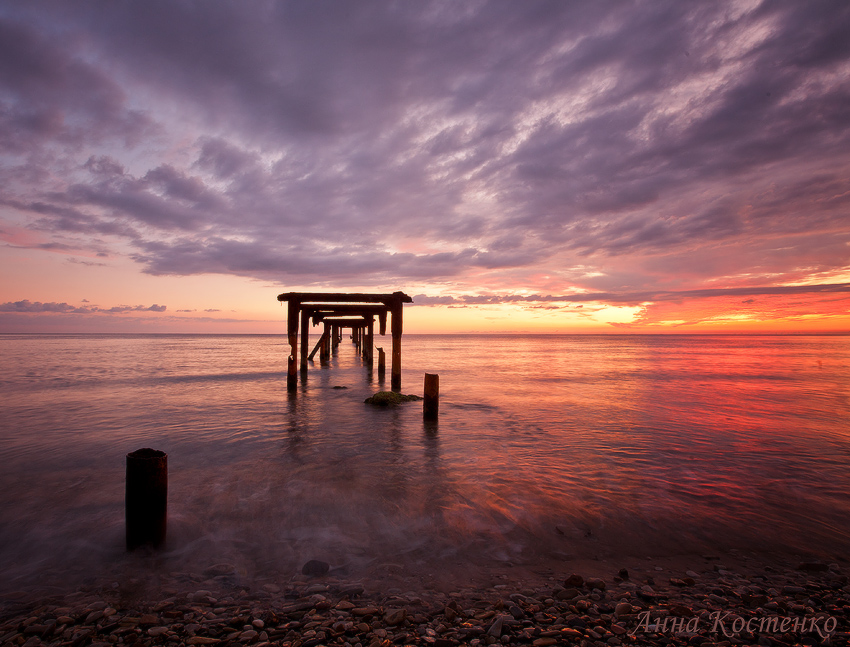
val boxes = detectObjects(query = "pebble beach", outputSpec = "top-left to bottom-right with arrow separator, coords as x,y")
3,552 -> 847,647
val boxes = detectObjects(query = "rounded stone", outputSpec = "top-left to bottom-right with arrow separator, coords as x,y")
302,560 -> 330,576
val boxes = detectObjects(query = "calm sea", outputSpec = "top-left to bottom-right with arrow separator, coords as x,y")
1,333 -> 848,596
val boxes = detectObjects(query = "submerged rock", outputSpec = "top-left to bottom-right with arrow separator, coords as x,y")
301,559 -> 330,576
364,391 -> 423,406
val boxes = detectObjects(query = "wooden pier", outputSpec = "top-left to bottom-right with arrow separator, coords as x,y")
276,291 -> 413,392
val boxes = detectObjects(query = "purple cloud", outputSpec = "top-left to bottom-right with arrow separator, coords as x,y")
0,1 -> 848,296
0,300 -> 166,314
412,283 -> 850,308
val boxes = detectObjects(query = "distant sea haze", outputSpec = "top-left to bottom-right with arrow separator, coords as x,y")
0,333 -> 848,595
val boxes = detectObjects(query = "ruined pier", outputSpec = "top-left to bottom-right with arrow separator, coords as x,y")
276,291 -> 413,392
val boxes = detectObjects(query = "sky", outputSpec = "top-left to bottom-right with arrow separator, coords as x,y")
1,1 -> 849,334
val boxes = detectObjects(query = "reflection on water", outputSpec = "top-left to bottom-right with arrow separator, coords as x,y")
0,333 -> 849,596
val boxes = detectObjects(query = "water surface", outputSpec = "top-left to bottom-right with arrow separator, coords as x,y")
1,333 -> 848,596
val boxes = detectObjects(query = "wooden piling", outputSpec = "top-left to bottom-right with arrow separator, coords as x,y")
308,330 -> 329,361
391,300 -> 403,391
287,300 -> 299,391
424,373 -> 439,419
300,307 -> 310,372
126,448 -> 167,550
365,320 -> 374,366
320,323 -> 330,362
377,347 -> 386,379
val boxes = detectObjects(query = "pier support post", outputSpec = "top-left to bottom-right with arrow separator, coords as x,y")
390,302 -> 403,391
365,320 -> 374,366
287,300 -> 299,391
377,347 -> 386,380
320,323 -> 330,362
424,373 -> 439,419
126,448 -> 167,550
300,307 -> 310,372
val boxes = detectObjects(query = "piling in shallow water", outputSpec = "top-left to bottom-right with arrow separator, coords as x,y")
424,373 -> 439,419
125,448 -> 167,550
377,347 -> 386,380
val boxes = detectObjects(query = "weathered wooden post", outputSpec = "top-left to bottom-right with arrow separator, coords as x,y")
390,298 -> 403,391
300,307 -> 310,372
424,373 -> 439,419
287,300 -> 299,391
365,320 -> 374,367
126,448 -> 167,550
377,347 -> 386,380
320,323 -> 329,362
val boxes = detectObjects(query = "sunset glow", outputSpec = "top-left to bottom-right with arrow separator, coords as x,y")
1,2 -> 849,334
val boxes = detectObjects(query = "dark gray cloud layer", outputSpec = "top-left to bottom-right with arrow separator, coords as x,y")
1,1 -> 849,295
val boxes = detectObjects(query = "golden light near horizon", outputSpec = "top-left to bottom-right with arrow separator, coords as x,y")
404,302 -> 616,333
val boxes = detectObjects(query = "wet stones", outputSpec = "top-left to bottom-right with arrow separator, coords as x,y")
2,557 -> 848,647
555,587 -> 580,600
383,608 -> 406,625
585,577 -> 606,591
202,563 -> 236,578
486,614 -> 504,637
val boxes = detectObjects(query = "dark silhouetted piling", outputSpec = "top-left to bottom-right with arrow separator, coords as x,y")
424,373 -> 439,419
320,323 -> 330,362
365,320 -> 374,367
391,301 -> 403,391
377,347 -> 386,380
288,354 -> 296,390
126,448 -> 167,550
287,299 -> 299,391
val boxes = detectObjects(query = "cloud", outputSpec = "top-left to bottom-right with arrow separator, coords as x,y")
0,16 -> 154,154
0,1 -> 848,301
0,300 -> 166,314
412,283 -> 850,308
0,300 -> 80,313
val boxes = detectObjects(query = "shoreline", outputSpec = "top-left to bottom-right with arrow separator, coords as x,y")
3,551 -> 847,647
